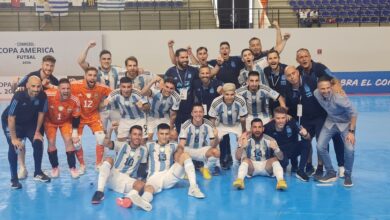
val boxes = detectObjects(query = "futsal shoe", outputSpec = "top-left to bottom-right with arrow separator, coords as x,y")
317,171 -> 337,183
276,180 -> 288,190
338,166 -> 345,178
343,175 -> 353,187
11,179 -> 22,190
79,164 -> 86,175
233,178 -> 245,190
116,197 -> 132,208
51,167 -> 60,178
69,168 -> 80,179
18,166 -> 28,180
305,164 -> 315,177
91,191 -> 104,204
129,191 -> 152,211
313,166 -> 324,180
200,167 -> 212,180
188,185 -> 205,198
34,172 -> 51,183
296,170 -> 309,182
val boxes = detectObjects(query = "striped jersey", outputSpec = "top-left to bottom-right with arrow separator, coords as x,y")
146,142 -> 177,177
236,85 -> 280,118
238,63 -> 268,86
108,88 -> 148,119
243,135 -> 276,161
209,95 -> 248,125
133,72 -> 158,90
179,118 -> 215,148
113,141 -> 147,178
98,65 -> 124,90
149,89 -> 181,119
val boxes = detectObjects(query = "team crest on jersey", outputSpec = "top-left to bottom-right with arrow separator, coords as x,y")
58,106 -> 64,111
34,100 -> 39,106
286,126 -> 292,138
210,88 -> 215,94
86,93 -> 91,98
94,93 -> 99,98
67,108 -> 72,113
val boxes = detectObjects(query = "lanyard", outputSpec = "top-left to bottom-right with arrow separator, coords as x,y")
176,67 -> 188,86
270,73 -> 280,88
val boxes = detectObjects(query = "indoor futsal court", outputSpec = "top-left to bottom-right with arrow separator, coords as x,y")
0,95 -> 389,220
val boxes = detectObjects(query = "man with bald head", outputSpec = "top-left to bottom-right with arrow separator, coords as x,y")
2,76 -> 51,189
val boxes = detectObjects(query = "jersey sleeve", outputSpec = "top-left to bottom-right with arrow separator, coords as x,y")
140,146 -> 148,163
39,92 -> 48,113
237,96 -> 248,117
262,85 -> 280,100
7,93 -> 22,116
208,101 -> 218,118
71,96 -> 81,118
238,69 -> 247,86
207,124 -> 215,140
171,91 -> 181,111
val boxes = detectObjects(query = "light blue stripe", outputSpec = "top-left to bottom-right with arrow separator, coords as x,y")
114,144 -> 127,169
149,143 -> 155,176
8,100 -> 18,116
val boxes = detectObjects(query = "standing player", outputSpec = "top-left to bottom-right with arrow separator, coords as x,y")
2,76 -> 50,189
209,83 -> 248,167
233,118 -> 287,190
128,123 -> 205,212
44,78 -> 81,179
238,48 -> 267,86
179,104 -> 221,179
91,125 -> 147,205
237,71 -> 286,129
123,56 -> 162,90
106,77 -> 149,142
141,76 -> 180,141
71,67 -> 112,173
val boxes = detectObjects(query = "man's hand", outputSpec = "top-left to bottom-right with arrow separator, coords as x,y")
88,40 -> 97,49
272,20 -> 280,28
216,55 -> 224,66
168,40 -> 174,48
299,127 -> 309,138
213,128 -> 218,139
346,132 -> 356,145
42,78 -> 50,88
187,46 -> 193,56
111,121 -> 119,130
33,132 -> 43,142
283,33 -> 291,41
238,132 -> 249,148
11,138 -> 24,150
269,140 -> 279,150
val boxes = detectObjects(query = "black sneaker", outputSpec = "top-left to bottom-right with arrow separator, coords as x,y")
318,171 -> 337,183
343,175 -> 353,187
313,167 -> 324,180
296,170 -> 309,182
11,179 -> 22,190
91,191 -> 105,204
34,173 -> 51,183
291,166 -> 298,173
211,166 -> 221,176
305,164 -> 315,177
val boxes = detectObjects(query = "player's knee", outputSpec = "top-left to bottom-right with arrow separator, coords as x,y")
48,145 -> 57,152
211,148 -> 220,157
144,185 -> 155,194
180,152 -> 191,161
132,180 -> 145,192
242,158 -> 251,165
95,131 -> 105,145
104,157 -> 114,165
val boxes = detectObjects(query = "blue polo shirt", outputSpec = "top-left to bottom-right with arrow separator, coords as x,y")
193,78 -> 223,116
1,90 -> 48,127
18,70 -> 59,89
264,119 -> 301,146
297,60 -> 335,82
281,75 -> 326,120
209,56 -> 244,87
264,63 -> 288,93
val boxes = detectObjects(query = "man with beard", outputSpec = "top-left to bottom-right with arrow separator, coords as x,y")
233,118 -> 286,190
44,78 -> 81,179
238,48 -> 268,86
193,65 -> 223,118
124,56 -> 162,90
237,71 -> 286,128
2,76 -> 50,189
71,67 -> 112,173
164,48 -> 199,131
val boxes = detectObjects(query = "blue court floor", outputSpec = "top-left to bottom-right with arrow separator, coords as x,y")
0,96 -> 389,220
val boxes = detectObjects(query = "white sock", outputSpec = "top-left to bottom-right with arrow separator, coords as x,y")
97,161 -> 111,192
272,161 -> 284,181
206,156 -> 218,169
184,158 -> 197,187
141,191 -> 154,203
124,189 -> 138,198
237,161 -> 249,180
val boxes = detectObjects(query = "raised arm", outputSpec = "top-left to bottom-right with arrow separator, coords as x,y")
273,20 -> 290,54
168,40 -> 176,65
78,40 -> 96,71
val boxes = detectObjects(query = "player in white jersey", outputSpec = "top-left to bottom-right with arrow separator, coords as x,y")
237,71 -> 286,127
77,40 -> 123,132
127,123 -> 205,212
124,56 -> 162,90
179,104 -> 221,179
233,118 -> 287,190
91,125 -> 147,205
238,49 -> 268,86
209,83 -> 248,167
105,77 -> 149,141
141,76 -> 181,141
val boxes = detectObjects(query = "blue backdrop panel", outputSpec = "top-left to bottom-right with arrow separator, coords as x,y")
334,71 -> 390,94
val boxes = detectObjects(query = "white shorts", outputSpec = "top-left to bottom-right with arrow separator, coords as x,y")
118,118 -> 147,139
146,163 -> 185,193
100,109 -> 121,131
184,146 -> 211,162
250,160 -> 271,177
246,115 -> 271,131
147,117 -> 170,134
217,123 -> 242,140
107,169 -> 137,193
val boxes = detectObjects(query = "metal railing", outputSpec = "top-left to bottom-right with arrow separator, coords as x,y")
0,6 -> 389,31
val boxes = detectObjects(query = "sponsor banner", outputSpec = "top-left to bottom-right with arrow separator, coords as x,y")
97,0 -> 125,11
0,32 -> 102,77
334,71 -> 390,94
0,76 -> 16,100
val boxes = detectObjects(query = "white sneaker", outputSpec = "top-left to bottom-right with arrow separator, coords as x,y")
338,166 -> 345,178
188,185 -> 205,199
18,166 -> 28,180
70,168 -> 80,179
129,191 -> 152,212
79,164 -> 86,175
51,167 -> 60,178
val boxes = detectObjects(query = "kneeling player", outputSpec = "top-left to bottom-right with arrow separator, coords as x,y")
127,123 -> 205,212
179,104 -> 221,179
91,125 -> 147,205
233,118 -> 287,190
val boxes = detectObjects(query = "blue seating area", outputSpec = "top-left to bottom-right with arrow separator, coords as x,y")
290,0 -> 390,23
